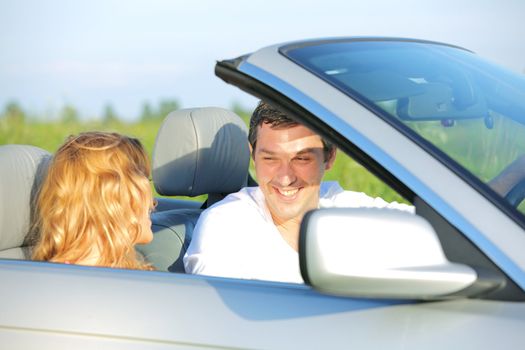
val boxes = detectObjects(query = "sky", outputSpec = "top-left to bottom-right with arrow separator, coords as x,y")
1,0 -> 524,121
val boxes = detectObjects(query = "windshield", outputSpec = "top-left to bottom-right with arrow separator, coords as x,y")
281,39 -> 525,216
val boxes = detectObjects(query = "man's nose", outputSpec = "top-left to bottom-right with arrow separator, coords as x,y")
275,161 -> 296,186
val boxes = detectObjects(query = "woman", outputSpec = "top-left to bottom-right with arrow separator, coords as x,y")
32,131 -> 155,270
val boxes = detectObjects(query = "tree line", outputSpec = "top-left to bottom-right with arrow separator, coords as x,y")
0,99 -> 184,125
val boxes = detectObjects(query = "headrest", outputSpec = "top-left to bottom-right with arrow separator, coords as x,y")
0,145 -> 50,252
152,107 -> 250,197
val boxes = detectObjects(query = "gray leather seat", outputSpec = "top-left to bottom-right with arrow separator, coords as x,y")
136,107 -> 250,272
0,145 -> 50,259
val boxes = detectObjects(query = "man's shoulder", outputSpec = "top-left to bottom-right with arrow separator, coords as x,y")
320,181 -> 345,198
319,181 -> 414,212
190,186 -> 270,246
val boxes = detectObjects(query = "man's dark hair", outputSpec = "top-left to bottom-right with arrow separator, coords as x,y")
248,101 -> 334,160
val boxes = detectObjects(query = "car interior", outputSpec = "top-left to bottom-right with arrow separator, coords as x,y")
136,107 -> 251,272
0,107 -> 251,273
0,144 -> 51,259
1,104 -> 525,301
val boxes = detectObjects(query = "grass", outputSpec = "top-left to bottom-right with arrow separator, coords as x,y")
5,111 -> 524,210
325,151 -> 407,203
407,113 -> 525,183
0,118 -> 160,155
1,117 -> 407,204
6,111 -> 524,213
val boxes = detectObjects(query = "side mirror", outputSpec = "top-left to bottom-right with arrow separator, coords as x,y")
299,208 -> 501,300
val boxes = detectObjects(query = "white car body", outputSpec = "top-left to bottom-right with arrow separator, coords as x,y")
1,37 -> 524,349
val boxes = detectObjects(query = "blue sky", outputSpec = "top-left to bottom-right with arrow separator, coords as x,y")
1,0 -> 524,121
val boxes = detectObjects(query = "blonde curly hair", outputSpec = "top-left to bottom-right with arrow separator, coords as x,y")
32,131 -> 154,270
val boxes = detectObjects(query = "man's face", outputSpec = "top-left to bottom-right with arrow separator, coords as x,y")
252,123 -> 335,225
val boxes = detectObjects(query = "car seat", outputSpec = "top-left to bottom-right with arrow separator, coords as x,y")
136,107 -> 250,272
0,145 -> 51,259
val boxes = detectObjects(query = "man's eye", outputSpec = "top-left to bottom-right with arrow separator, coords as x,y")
295,157 -> 311,162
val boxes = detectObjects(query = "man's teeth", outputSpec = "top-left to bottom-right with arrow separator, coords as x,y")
279,188 -> 298,197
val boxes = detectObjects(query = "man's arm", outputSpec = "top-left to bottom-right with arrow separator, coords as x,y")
183,208 -> 246,278
321,181 -> 415,213
183,210 -> 218,275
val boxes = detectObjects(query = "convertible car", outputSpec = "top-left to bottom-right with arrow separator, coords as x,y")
1,37 -> 525,349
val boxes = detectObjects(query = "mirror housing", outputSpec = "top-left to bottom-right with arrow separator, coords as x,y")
299,208 -> 496,300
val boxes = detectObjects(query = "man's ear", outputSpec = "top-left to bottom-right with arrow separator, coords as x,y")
249,143 -> 254,160
324,147 -> 337,170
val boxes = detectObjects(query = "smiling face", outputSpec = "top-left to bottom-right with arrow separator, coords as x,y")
253,122 -> 335,225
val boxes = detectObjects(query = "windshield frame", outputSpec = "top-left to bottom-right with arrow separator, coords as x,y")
279,37 -> 525,229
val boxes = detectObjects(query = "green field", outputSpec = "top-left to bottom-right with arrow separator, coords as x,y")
0,110 -> 408,204
5,102 -> 525,210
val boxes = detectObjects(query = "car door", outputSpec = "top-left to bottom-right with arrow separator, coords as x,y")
3,38 -> 525,349
3,258 -> 524,350
213,39 -> 525,348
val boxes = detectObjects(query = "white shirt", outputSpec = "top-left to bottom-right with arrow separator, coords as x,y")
183,181 -> 414,283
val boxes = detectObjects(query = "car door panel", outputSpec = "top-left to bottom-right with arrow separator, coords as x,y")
2,260 -> 524,349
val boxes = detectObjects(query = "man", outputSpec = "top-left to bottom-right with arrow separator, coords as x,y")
183,101 -> 413,283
